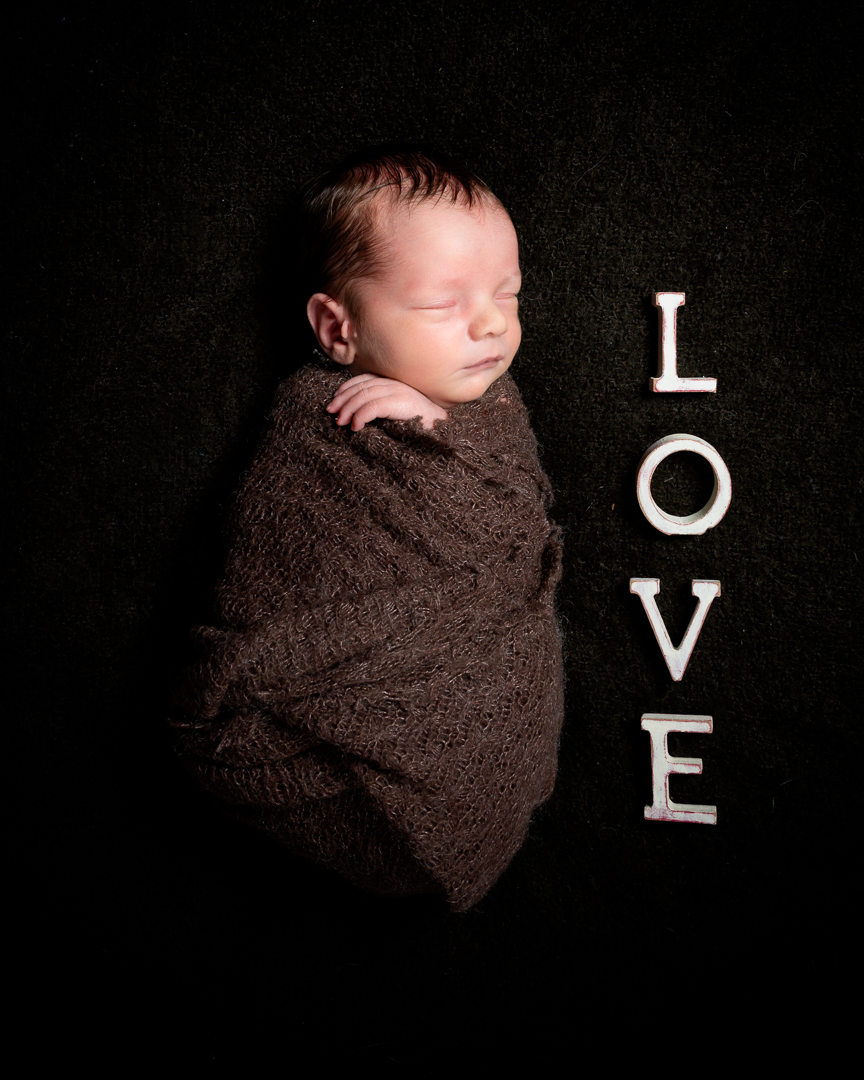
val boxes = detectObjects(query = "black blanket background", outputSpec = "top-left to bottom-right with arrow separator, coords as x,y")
6,0 -> 859,1065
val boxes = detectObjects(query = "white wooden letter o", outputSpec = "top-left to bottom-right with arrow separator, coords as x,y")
636,434 -> 731,536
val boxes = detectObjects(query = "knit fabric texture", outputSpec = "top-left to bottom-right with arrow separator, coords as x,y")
171,359 -> 564,911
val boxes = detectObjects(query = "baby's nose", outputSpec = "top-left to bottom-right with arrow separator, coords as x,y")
470,299 -> 509,339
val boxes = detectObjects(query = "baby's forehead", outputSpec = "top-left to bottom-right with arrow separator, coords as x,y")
355,194 -> 519,299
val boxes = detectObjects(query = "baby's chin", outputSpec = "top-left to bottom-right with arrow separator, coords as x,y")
447,359 -> 511,405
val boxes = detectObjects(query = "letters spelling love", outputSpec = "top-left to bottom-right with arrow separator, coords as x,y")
634,293 -> 729,825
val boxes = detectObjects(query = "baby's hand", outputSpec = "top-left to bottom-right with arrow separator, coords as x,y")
326,374 -> 449,432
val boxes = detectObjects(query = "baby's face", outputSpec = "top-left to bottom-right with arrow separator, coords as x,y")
345,197 -> 522,409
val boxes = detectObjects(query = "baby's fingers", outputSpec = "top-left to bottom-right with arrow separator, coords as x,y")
346,398 -> 391,431
328,384 -> 386,429
326,373 -> 376,413
325,376 -> 445,432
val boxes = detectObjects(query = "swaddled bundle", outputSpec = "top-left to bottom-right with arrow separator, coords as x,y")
172,360 -> 563,911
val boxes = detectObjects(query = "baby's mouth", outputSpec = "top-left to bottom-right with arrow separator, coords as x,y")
463,356 -> 504,371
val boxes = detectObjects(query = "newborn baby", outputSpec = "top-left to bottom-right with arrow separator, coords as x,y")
172,148 -> 564,911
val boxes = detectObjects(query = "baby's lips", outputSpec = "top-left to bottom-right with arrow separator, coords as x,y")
463,355 -> 505,370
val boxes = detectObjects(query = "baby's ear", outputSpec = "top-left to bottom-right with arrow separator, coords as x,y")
306,293 -> 356,366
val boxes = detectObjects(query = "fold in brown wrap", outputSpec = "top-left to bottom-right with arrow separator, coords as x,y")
171,361 -> 564,911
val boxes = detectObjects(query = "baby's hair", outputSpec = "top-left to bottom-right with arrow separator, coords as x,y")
299,145 -> 498,319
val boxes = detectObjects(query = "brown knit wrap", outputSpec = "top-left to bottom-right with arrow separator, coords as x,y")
171,360 -> 564,911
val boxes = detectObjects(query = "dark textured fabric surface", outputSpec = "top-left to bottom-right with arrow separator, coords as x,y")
171,363 -> 563,910
5,0 -> 859,1065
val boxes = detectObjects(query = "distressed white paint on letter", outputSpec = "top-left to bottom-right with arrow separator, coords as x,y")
651,292 -> 717,393
636,433 -> 732,535
630,578 -> 721,681
641,714 -> 717,825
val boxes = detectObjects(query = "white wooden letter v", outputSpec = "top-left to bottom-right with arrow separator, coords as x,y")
629,579 -> 721,681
